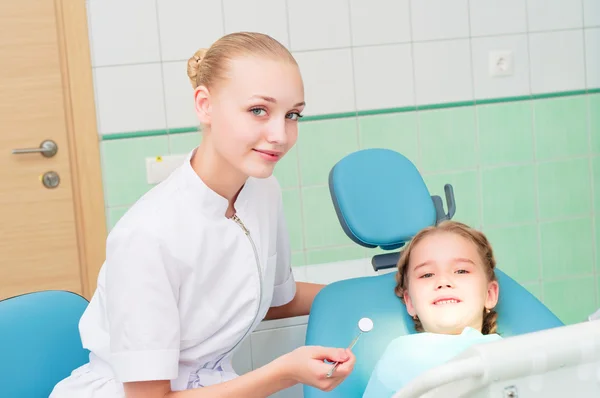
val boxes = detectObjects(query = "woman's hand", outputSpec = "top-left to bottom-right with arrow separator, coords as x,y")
276,345 -> 356,392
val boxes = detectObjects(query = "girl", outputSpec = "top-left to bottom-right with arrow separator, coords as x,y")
50,32 -> 355,398
363,221 -> 501,397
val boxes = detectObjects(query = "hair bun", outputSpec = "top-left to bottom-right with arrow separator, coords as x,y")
186,48 -> 208,89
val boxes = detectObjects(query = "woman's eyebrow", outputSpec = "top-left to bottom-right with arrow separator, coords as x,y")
249,95 -> 305,107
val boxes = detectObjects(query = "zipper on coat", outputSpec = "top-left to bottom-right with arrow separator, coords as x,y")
220,213 -> 263,362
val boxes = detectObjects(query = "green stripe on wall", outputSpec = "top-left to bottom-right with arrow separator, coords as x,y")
100,88 -> 600,141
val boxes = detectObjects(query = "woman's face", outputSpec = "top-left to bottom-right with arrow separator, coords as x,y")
194,55 -> 305,180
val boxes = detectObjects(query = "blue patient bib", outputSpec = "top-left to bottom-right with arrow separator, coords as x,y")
362,327 -> 502,398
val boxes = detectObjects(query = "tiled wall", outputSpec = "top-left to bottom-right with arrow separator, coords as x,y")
89,0 -> 600,325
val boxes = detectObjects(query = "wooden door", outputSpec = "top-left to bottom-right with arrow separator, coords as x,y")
0,0 -> 106,300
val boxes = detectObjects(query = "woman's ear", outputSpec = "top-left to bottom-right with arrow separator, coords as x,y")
194,86 -> 212,126
485,280 -> 500,310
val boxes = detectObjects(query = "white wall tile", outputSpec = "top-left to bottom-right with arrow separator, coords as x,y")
584,0 -> 600,27
529,31 -> 586,94
411,0 -> 469,41
413,39 -> 473,105
471,35 -> 530,100
353,44 -> 415,110
527,0 -> 584,32
88,0 -> 160,66
287,0 -> 351,51
469,0 -> 527,37
291,265 -> 308,283
349,0 -> 411,46
304,259 -> 371,284
293,49 -> 355,115
585,28 -> 600,88
157,0 -> 224,62
94,64 -> 166,134
162,61 -> 198,130
223,0 -> 290,49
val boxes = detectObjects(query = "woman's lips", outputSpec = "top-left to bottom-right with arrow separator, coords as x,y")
253,148 -> 282,162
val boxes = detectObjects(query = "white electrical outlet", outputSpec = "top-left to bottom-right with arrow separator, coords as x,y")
146,154 -> 187,184
489,50 -> 514,77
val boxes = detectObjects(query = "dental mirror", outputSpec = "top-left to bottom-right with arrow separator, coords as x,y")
326,317 -> 374,378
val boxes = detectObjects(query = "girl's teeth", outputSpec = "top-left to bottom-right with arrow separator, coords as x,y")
436,299 -> 458,305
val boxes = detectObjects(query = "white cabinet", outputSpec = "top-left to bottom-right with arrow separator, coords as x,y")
232,316 -> 309,398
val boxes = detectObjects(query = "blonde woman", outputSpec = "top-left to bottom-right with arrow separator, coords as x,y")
51,32 -> 355,398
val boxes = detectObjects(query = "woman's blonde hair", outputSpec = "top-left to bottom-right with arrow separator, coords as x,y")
186,32 -> 297,90
394,220 -> 499,335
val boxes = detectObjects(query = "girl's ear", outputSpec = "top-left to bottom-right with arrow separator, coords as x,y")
404,290 -> 416,317
194,86 -> 212,126
485,280 -> 500,310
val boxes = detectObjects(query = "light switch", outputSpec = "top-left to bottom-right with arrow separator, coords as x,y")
145,154 -> 186,184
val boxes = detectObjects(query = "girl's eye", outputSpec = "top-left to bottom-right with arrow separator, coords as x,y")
251,108 -> 266,116
455,269 -> 469,274
286,112 -> 303,120
420,273 -> 433,278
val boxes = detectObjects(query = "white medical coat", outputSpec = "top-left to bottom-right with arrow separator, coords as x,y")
50,149 -> 297,397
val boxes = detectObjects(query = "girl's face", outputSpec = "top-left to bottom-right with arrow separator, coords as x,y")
194,56 -> 305,180
403,232 -> 499,335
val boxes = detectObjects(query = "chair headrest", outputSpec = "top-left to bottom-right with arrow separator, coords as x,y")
329,149 -> 455,251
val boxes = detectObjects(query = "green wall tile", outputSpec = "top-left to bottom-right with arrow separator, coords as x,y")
273,146 -> 300,189
477,102 -> 534,166
101,136 -> 169,207
170,132 -> 200,155
424,171 -> 480,228
292,252 -> 306,267
302,186 -> 354,249
485,224 -> 540,284
521,281 -> 543,302
590,94 -> 600,154
306,246 -> 365,265
534,96 -> 589,160
298,119 -> 359,186
593,156 -> 600,214
106,206 -> 129,231
543,276 -> 597,324
418,107 -> 477,173
596,217 -> 600,273
537,158 -> 591,220
358,113 -> 419,165
540,218 -> 594,279
481,165 -> 536,226
281,189 -> 304,252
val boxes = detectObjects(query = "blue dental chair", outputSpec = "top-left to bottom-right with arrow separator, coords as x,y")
303,148 -> 564,398
0,290 -> 90,398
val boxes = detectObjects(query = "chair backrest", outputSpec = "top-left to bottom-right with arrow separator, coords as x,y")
303,148 -> 564,397
0,290 -> 90,398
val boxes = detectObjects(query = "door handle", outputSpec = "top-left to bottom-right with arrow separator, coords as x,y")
12,139 -> 58,158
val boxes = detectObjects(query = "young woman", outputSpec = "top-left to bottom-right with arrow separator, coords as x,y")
50,32 -> 355,398
363,221 -> 501,397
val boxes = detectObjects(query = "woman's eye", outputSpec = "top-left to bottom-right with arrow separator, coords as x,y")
420,273 -> 433,278
286,112 -> 303,120
251,108 -> 266,116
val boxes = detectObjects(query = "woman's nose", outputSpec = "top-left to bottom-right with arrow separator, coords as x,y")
266,119 -> 287,144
